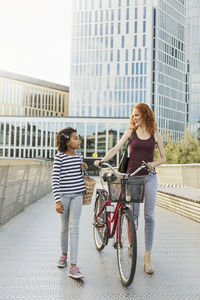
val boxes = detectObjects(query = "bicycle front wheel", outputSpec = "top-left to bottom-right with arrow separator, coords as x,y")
93,194 -> 108,251
117,208 -> 137,286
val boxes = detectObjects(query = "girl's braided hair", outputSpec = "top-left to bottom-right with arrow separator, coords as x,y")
56,127 -> 77,152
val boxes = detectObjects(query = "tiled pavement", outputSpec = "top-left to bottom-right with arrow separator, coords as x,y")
0,178 -> 200,300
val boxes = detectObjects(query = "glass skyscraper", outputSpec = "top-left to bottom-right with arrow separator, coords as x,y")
187,0 -> 200,134
70,0 -> 187,140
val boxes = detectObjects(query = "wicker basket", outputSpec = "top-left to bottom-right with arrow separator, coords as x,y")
83,176 -> 96,205
108,176 -> 145,203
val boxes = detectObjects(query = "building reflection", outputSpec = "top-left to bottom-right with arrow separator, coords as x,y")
0,117 -> 129,168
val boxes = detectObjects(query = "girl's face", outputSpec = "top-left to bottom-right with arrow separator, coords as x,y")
67,132 -> 80,149
132,108 -> 143,127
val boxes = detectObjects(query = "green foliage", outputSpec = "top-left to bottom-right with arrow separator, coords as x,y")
178,128 -> 200,163
156,128 -> 200,164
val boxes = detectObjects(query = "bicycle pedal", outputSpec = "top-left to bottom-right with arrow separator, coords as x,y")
96,223 -> 104,228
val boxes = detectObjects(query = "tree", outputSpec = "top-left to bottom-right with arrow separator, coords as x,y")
154,128 -> 200,164
178,128 -> 200,163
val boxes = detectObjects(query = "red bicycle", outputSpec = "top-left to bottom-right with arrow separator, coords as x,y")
93,161 -> 153,286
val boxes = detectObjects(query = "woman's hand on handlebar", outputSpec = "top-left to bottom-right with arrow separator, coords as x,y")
147,162 -> 156,170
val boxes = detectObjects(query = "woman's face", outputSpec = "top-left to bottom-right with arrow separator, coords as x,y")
132,108 -> 143,127
67,132 -> 80,149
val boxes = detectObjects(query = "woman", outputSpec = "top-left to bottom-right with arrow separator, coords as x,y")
94,103 -> 166,274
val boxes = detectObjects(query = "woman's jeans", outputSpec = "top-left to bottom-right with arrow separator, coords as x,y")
132,174 -> 158,252
60,193 -> 82,265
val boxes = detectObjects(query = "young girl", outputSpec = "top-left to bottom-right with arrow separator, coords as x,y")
52,127 -> 88,279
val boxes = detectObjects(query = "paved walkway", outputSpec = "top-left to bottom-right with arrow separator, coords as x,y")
0,180 -> 200,299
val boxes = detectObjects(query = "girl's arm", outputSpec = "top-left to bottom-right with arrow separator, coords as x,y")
52,155 -> 62,203
94,128 -> 133,167
148,131 -> 166,168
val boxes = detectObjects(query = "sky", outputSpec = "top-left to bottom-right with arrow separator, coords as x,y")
0,0 -> 72,86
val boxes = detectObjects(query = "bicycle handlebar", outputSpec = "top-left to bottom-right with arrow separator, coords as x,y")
99,160 -> 156,178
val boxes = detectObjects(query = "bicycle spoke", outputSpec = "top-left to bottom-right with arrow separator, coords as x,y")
117,209 -> 137,286
93,194 -> 108,251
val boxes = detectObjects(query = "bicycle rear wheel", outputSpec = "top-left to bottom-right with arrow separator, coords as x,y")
93,193 -> 108,251
117,208 -> 137,286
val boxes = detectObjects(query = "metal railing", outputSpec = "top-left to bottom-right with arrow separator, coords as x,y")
0,159 -> 53,226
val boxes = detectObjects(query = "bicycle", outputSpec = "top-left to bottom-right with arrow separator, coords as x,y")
93,161 -> 155,286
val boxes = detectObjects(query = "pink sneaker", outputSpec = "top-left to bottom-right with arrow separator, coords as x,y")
68,266 -> 84,279
57,255 -> 67,268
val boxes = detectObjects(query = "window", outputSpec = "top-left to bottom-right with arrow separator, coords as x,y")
111,23 -> 114,34
107,64 -> 110,75
145,48 -> 148,60
105,23 -> 108,35
143,7 -> 146,19
136,77 -> 138,88
125,63 -> 128,75
143,35 -> 146,46
136,63 -> 139,74
138,48 -> 141,60
110,50 -> 113,61
134,21 -> 137,33
126,22 -> 129,33
126,8 -> 129,20
117,63 -> 120,75
118,23 -> 121,34
140,63 -> 143,74
143,21 -> 146,33
122,35 -> 125,48
135,8 -> 138,19
110,37 -> 113,48
134,35 -> 137,47
126,49 -> 128,61
117,49 -> 120,62
132,49 -> 135,60
131,63 -> 134,75
118,9 -> 121,20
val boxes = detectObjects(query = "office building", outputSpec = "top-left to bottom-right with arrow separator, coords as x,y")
187,0 -> 200,134
0,70 -> 69,117
70,0 -> 187,140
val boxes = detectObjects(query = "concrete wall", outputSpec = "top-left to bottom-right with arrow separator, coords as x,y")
157,164 -> 200,222
0,159 -> 53,225
157,164 -> 200,188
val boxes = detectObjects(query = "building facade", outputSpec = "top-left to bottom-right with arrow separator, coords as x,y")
0,116 -> 129,166
0,70 -> 69,117
187,0 -> 200,134
70,0 -> 187,140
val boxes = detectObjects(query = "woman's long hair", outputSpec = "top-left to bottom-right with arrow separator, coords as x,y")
130,103 -> 157,135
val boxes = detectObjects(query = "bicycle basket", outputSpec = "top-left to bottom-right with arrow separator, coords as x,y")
107,176 -> 145,203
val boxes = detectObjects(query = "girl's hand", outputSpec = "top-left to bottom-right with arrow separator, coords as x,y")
94,160 -> 101,168
56,201 -> 64,214
81,162 -> 88,170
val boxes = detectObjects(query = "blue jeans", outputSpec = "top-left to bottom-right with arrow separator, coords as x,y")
60,193 -> 82,265
132,174 -> 158,252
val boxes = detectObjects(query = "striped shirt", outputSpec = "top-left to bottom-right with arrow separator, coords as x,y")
52,152 -> 86,202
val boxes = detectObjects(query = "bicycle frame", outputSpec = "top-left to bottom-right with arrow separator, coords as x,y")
95,194 -> 126,240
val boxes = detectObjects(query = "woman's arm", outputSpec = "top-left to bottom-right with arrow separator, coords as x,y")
148,131 -> 166,168
94,128 -> 133,167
